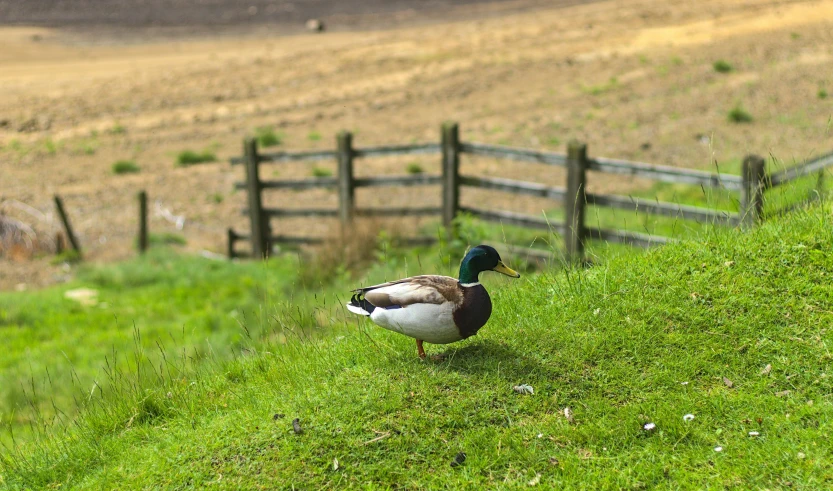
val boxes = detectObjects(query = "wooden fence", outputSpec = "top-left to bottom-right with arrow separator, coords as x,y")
228,122 -> 833,262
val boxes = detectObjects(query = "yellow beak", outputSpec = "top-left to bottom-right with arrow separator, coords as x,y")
493,260 -> 521,278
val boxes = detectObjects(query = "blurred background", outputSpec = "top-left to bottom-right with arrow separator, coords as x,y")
1,0 -> 831,289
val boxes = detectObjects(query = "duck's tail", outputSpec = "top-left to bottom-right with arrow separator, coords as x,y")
346,293 -> 375,316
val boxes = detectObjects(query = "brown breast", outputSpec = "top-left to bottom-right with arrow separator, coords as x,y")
452,284 -> 492,339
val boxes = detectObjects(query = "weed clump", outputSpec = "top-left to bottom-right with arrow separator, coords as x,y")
406,163 -> 424,174
713,60 -> 733,73
312,167 -> 333,178
148,233 -> 187,247
727,104 -> 753,123
112,160 -> 140,174
255,127 -> 282,147
176,150 -> 216,167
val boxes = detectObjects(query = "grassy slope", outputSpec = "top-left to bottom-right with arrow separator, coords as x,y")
3,204 -> 833,489
0,251 -> 304,447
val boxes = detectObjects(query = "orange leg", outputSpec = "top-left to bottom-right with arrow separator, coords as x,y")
416,339 -> 426,359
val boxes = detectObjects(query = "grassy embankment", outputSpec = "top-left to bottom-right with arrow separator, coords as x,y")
2,196 -> 831,488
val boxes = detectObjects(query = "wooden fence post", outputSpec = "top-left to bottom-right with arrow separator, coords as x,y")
227,228 -> 236,259
138,190 -> 148,253
740,155 -> 766,229
245,137 -> 269,259
53,195 -> 81,258
337,131 -> 355,230
815,169 -> 825,200
564,141 -> 588,263
441,122 -> 460,235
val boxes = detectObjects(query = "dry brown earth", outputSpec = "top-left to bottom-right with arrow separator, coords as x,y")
1,0 -> 832,290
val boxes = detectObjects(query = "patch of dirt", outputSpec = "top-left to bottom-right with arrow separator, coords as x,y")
1,0 -> 832,290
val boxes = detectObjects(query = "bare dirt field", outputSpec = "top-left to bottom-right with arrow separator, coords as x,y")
1,0 -> 832,290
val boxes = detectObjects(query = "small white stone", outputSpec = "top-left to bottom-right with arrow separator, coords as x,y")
714,446 -> 723,452
537,433 -> 543,438
680,381 -> 689,385
797,452 -> 806,459
593,308 -> 600,316
683,414 -> 695,422
748,431 -> 760,437
643,422 -> 656,431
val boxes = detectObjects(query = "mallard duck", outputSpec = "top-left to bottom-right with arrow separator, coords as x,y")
346,245 -> 520,359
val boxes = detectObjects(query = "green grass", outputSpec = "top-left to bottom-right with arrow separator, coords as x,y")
406,162 -> 424,174
713,60 -> 733,73
307,130 -> 322,142
0,249 -> 307,449
255,127 -> 282,147
108,123 -> 127,135
3,199 -> 833,488
312,166 -> 333,178
727,104 -> 754,123
819,89 -> 828,100
147,232 -> 187,247
581,77 -> 618,95
111,160 -> 140,175
176,149 -> 217,167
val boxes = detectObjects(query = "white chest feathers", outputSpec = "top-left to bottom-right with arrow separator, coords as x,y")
369,302 -> 462,344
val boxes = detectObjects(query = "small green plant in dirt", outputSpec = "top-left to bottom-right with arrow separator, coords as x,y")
713,60 -> 733,73
312,167 -> 333,178
406,162 -> 424,174
819,89 -> 828,100
108,123 -> 127,135
76,140 -> 98,155
49,249 -> 81,265
148,232 -> 187,247
43,138 -> 60,155
112,160 -> 140,175
211,193 -> 224,204
727,104 -> 753,123
176,149 -> 216,167
582,77 -> 618,95
307,130 -> 322,142
255,127 -> 282,147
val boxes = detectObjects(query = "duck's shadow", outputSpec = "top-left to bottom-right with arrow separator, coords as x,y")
431,339 -> 555,381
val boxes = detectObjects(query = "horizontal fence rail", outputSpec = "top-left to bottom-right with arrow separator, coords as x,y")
769,151 -> 833,187
588,156 -> 744,190
257,208 -> 340,218
234,177 -> 337,190
354,175 -> 443,187
460,175 -> 566,200
460,142 -> 568,166
585,193 -> 740,226
353,143 -> 441,158
585,227 -> 671,248
355,207 -> 442,217
227,122 -> 833,262
459,206 -> 565,234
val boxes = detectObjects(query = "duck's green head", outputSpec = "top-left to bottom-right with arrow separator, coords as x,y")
458,245 -> 521,284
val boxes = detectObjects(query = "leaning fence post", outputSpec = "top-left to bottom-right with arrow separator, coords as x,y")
564,140 -> 588,263
337,131 -> 355,230
244,137 -> 269,259
53,195 -> 81,259
441,122 -> 460,236
227,228 -> 236,259
138,190 -> 148,254
740,155 -> 766,229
